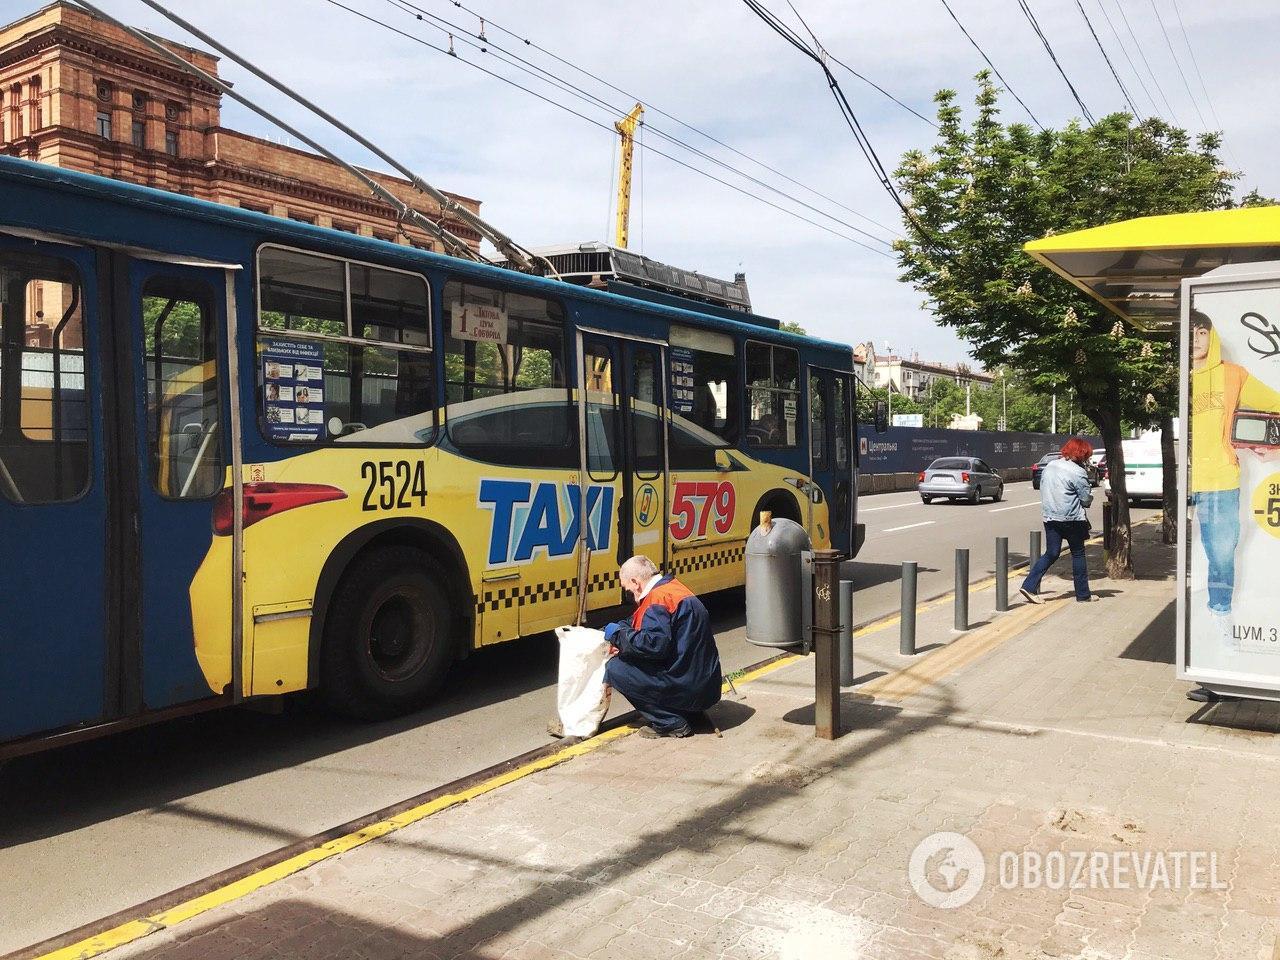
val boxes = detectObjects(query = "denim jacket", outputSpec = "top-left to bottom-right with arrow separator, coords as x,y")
1040,457 -> 1093,522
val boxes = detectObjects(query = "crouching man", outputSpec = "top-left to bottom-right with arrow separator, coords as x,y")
604,555 -> 723,739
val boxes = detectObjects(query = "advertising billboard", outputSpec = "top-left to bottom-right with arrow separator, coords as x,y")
1180,263 -> 1280,696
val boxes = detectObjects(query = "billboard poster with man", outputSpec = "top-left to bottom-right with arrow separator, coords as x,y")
1182,265 -> 1280,688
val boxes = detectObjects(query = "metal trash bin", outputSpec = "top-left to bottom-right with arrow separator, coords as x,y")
745,513 -> 812,648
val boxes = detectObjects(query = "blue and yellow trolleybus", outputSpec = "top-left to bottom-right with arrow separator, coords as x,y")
0,156 -> 862,751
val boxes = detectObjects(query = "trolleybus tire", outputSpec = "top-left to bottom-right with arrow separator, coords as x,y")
320,545 -> 453,720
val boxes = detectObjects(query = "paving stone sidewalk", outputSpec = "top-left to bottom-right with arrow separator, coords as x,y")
112,525 -> 1280,960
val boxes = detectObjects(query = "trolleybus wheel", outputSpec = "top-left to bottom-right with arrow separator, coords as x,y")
320,545 -> 453,720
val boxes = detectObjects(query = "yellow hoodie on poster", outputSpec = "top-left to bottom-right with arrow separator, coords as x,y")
1191,328 -> 1280,492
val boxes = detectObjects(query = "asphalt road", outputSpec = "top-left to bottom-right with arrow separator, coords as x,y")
0,481 -> 1157,954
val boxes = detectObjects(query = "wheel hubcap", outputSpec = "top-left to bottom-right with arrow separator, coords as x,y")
367,593 -> 430,682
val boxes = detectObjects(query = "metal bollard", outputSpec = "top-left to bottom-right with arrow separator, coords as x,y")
1103,497 -> 1114,550
954,548 -> 969,631
812,549 -> 842,740
1030,530 -> 1042,568
900,561 -> 917,655
839,579 -> 854,687
995,536 -> 1009,612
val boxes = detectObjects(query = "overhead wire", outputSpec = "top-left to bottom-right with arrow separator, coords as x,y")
382,0 -> 899,246
1145,0 -> 1207,130
320,0 -> 895,257
782,0 -> 938,128
936,0 -> 1044,130
1169,0 -> 1238,168
1090,0 -> 1161,119
738,0 -> 937,250
1109,0 -> 1180,124
1073,0 -> 1141,118
1014,0 -> 1095,124
434,0 -> 904,238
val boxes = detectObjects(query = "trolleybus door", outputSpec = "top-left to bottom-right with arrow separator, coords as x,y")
125,259 -> 238,711
808,366 -> 855,555
578,332 -> 668,606
0,239 -> 111,742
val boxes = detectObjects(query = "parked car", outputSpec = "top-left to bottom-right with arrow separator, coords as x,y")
918,457 -> 1004,504
1033,451 -> 1101,489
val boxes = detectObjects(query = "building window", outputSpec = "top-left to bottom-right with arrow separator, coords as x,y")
164,130 -> 178,156
288,211 -> 316,225
165,103 -> 179,121
96,111 -> 112,140
373,231 -> 396,244
240,202 -> 270,215
96,80 -> 112,103
131,120 -> 146,149
132,91 -> 147,111
29,77 -> 41,130
332,221 -> 357,233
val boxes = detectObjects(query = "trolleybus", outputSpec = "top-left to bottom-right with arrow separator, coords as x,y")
0,156 -> 862,752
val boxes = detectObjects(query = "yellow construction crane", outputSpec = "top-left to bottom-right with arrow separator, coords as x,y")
613,103 -> 644,249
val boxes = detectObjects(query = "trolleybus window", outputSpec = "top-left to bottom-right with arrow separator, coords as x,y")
0,253 -> 90,503
668,324 -> 738,448
632,349 -> 662,476
256,246 -> 433,445
833,376 -> 851,470
745,341 -> 799,448
810,373 -> 828,470
142,277 -> 223,499
584,343 -> 617,480
442,280 -> 573,466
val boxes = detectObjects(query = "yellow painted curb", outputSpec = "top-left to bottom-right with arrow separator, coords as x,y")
31,655 -> 800,960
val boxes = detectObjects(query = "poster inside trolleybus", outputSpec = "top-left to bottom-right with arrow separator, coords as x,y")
1182,263 -> 1280,694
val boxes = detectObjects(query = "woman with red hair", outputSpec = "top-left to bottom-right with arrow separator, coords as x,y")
1020,437 -> 1097,603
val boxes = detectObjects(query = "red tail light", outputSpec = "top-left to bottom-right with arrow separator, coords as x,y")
212,482 -> 347,536
962,471 -> 970,482
917,471 -> 925,482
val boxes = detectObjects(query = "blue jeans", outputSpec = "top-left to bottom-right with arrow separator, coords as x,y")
1021,520 -> 1091,601
1193,489 -> 1240,613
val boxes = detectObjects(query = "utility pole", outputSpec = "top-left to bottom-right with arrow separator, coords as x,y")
1051,393 -> 1057,434
1000,372 -> 1008,431
965,380 -> 971,417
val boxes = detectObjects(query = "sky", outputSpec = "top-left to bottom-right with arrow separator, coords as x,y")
14,0 -> 1280,362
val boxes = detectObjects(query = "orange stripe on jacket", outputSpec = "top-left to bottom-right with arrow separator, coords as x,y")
631,578 -> 694,630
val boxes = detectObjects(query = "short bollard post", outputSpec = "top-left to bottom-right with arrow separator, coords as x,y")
812,549 -> 842,740
1030,530 -> 1042,568
995,537 -> 1009,612
1103,496 -> 1114,551
900,561 -> 917,655
839,579 -> 854,687
954,548 -> 969,631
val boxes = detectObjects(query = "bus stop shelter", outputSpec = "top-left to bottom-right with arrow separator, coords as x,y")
1026,207 -> 1280,702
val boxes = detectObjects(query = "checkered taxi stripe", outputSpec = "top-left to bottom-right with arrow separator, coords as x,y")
670,542 -> 746,577
472,543 -> 745,614
473,569 -> 620,614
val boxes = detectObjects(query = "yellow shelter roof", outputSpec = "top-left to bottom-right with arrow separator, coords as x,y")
1024,206 -> 1280,333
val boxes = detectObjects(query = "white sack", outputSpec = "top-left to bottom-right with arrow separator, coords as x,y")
555,625 -> 612,738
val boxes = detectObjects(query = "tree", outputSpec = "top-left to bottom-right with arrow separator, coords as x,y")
895,74 -> 1241,577
778,319 -> 807,335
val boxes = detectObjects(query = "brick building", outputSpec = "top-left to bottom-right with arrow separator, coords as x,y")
0,2 -> 482,251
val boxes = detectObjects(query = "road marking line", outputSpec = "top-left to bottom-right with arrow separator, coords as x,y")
882,521 -> 935,533
28,656 -> 793,960
989,501 -> 1041,513
859,502 -> 923,513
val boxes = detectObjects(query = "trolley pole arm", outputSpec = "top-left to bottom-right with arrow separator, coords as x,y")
72,0 -> 486,265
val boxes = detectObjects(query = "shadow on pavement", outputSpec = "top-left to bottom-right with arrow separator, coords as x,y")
0,587 -> 757,849
112,686 -> 1007,960
1117,600 -> 1175,665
